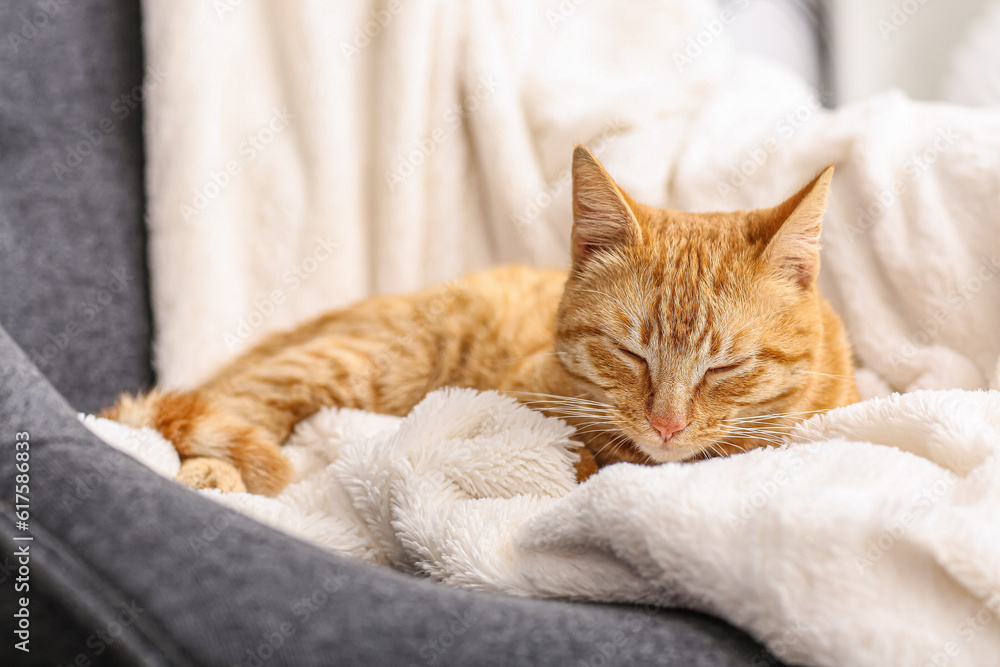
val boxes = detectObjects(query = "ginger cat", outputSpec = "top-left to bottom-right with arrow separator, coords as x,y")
104,147 -> 858,496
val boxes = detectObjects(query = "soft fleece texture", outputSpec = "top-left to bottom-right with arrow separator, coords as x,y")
85,386 -> 1000,667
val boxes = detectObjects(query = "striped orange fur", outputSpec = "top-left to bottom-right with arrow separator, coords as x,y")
103,146 -> 858,495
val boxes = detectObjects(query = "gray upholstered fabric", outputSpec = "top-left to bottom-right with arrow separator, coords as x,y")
0,0 -> 153,413
0,324 -> 778,665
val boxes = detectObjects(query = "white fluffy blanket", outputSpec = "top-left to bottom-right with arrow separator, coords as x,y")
86,386 -> 1000,666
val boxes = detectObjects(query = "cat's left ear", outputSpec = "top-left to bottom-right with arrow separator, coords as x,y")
570,145 -> 643,266
762,164 -> 834,288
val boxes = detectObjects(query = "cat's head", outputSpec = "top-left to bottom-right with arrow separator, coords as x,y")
555,146 -> 836,464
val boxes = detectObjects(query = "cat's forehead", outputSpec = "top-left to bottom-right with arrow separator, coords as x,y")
635,208 -> 765,288
627,275 -> 764,366
605,215 -> 767,353
577,206 -> 773,349
641,207 -> 755,249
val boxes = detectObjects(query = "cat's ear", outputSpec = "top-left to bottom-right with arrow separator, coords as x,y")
571,145 -> 642,266
761,164 -> 834,288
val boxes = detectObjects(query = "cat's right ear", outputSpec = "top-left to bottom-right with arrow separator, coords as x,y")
571,145 -> 642,266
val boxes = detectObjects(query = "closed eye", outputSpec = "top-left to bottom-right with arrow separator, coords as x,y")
618,347 -> 646,365
706,358 -> 751,376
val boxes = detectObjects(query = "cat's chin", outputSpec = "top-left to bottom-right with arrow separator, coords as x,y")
594,426 -> 730,466
629,438 -> 697,465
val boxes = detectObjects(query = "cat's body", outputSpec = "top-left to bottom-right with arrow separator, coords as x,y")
105,147 -> 858,495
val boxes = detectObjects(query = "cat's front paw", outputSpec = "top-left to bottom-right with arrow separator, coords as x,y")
175,457 -> 247,493
102,389 -> 293,497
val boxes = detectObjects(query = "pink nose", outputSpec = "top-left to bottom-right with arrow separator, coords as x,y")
650,416 -> 688,442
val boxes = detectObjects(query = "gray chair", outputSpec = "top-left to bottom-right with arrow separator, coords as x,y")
0,2 -> 784,664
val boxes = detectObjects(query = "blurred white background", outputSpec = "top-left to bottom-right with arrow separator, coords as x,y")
726,0 -> 996,103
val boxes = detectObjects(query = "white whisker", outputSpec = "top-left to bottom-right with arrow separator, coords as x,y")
717,440 -> 749,453
793,370 -> 852,380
